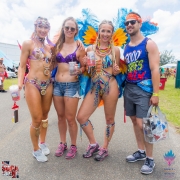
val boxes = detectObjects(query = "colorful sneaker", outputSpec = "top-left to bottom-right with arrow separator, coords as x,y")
39,143 -> 50,156
141,157 -> 155,174
32,149 -> 48,162
55,142 -> 67,157
83,143 -> 99,158
126,150 -> 146,162
94,148 -> 108,161
65,145 -> 77,159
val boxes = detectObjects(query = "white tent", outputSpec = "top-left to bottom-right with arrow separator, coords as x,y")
0,50 -> 14,68
161,63 -> 177,68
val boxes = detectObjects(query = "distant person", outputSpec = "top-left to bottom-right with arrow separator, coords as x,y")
173,68 -> 176,79
160,67 -> 165,77
165,68 -> 171,78
0,58 -> 7,92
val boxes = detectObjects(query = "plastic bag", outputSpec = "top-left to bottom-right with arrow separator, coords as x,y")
143,105 -> 169,143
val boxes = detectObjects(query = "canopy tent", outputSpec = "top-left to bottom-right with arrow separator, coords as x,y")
0,49 -> 14,68
161,63 -> 177,68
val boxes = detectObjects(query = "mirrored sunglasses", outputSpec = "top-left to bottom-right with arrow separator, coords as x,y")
124,20 -> 137,26
64,26 -> 76,32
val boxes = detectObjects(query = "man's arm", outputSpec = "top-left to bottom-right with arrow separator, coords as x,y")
146,39 -> 160,106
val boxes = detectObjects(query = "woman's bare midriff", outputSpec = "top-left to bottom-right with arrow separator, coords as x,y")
55,63 -> 79,82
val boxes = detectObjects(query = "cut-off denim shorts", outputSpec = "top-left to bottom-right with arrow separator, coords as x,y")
53,81 -> 80,98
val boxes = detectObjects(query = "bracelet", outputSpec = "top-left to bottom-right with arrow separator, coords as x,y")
152,93 -> 159,97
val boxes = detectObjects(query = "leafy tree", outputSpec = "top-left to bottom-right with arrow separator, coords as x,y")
160,50 -> 175,66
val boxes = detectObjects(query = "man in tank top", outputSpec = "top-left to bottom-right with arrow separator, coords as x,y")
123,12 -> 160,175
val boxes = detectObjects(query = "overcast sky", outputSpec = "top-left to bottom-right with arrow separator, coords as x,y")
0,0 -> 180,60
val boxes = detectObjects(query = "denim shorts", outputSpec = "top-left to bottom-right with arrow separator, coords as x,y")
53,81 -> 80,98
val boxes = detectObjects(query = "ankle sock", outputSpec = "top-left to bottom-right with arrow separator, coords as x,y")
90,143 -> 97,147
147,156 -> 154,160
138,149 -> 145,153
71,145 -> 76,147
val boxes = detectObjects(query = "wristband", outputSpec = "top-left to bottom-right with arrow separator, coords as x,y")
152,93 -> 159,97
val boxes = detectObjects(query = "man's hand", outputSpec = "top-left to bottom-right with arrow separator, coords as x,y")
150,96 -> 159,106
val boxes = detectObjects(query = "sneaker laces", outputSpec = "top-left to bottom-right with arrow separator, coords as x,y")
68,146 -> 76,154
144,158 -> 153,167
98,148 -> 106,155
58,143 -> 66,151
133,151 -> 141,157
86,144 -> 92,152
40,143 -> 47,149
34,149 -> 42,156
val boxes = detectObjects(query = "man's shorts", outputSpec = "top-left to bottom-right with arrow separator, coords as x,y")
123,83 -> 152,119
53,81 -> 80,98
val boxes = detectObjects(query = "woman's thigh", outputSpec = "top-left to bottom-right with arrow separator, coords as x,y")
103,79 -> 119,120
64,97 -> 79,119
77,90 -> 100,122
25,83 -> 43,121
53,95 -> 65,118
41,84 -> 53,118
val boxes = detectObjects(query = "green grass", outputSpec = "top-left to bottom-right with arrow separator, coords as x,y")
3,78 -> 18,90
159,77 -> 180,132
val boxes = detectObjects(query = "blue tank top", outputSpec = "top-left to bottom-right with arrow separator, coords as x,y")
123,37 -> 151,83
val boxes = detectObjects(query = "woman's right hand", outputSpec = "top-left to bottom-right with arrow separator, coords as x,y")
18,84 -> 23,91
82,55 -> 88,65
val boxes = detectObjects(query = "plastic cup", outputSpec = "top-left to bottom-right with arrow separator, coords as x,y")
87,51 -> 95,67
9,85 -> 20,101
69,62 -> 76,76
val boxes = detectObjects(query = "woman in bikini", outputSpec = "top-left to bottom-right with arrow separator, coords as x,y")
77,20 -> 121,161
52,17 -> 86,159
18,17 -> 53,162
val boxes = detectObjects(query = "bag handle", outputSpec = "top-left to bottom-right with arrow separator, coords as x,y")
146,105 -> 164,119
146,105 -> 153,117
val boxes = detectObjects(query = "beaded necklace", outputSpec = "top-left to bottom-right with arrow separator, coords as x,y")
95,41 -> 112,57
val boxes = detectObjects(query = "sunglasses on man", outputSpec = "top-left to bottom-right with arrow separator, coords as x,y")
64,26 -> 76,32
124,20 -> 137,26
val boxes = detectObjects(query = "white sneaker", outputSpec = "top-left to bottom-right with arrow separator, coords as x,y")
32,149 -> 48,162
39,143 -> 50,155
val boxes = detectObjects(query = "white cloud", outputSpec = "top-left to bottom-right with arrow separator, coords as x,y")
0,0 -> 180,59
149,9 -> 180,59
143,0 -> 178,8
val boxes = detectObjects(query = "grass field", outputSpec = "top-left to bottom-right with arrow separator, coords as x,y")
159,77 -> 180,132
3,77 -> 180,131
3,78 -> 18,90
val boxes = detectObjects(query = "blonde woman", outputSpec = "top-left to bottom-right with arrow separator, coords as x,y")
77,20 -> 120,161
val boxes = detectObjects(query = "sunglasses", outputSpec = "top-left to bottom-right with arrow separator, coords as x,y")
124,20 -> 137,26
64,26 -> 76,32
